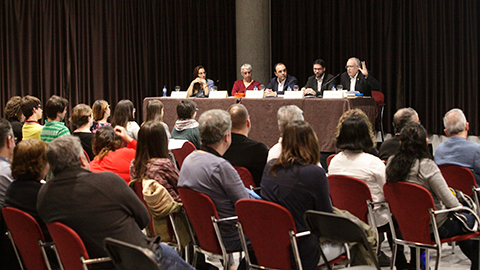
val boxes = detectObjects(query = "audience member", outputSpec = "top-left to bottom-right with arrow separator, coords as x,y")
70,104 -> 95,161
340,57 -> 380,97
334,108 -> 378,156
302,59 -> 336,97
231,63 -> 261,96
435,108 -> 480,184
265,63 -> 298,96
40,95 -> 70,143
171,100 -> 201,149
178,109 -> 253,263
37,135 -> 193,270
186,65 -> 214,97
4,96 -> 25,143
112,99 -> 140,140
223,104 -> 268,186
329,113 -> 408,268
0,119 -> 15,207
261,120 -> 344,269
267,105 -> 304,162
90,126 -> 136,184
91,99 -> 111,133
387,123 -> 478,269
21,95 -> 43,140
379,108 -> 419,160
145,99 -> 171,138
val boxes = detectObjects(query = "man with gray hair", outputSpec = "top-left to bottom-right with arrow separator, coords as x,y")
267,105 -> 304,162
178,109 -> 253,256
339,57 -> 380,97
379,107 -> 420,160
435,108 -> 480,184
37,135 -> 193,270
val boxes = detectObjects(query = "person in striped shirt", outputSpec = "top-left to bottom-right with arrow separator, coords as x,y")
40,95 -> 70,143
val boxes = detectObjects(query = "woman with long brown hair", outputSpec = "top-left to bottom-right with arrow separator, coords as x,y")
186,65 -> 214,97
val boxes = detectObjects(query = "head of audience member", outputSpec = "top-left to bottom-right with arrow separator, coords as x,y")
277,105 -> 304,135
5,96 -> 25,122
0,119 -> 14,159
132,121 -> 169,178
386,123 -> 431,183
274,63 -> 288,82
335,109 -> 376,148
336,114 -> 375,152
45,95 -> 69,121
346,57 -> 361,77
240,63 -> 253,83
92,100 -> 110,122
228,104 -> 250,136
269,120 -> 319,175
92,126 -> 125,160
193,65 -> 207,80
21,95 -> 42,121
145,100 -> 165,123
47,135 -> 87,175
176,100 -> 197,121
198,109 -> 232,155
112,99 -> 135,128
70,104 -> 93,129
393,107 -> 420,134
443,108 -> 469,138
12,139 -> 49,181
313,59 -> 327,79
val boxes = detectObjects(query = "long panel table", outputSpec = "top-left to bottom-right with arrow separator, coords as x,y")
143,97 -> 376,152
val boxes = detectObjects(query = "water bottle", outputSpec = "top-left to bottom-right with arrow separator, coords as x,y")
254,85 -> 258,91
332,85 -> 337,91
162,85 -> 167,97
287,85 -> 292,91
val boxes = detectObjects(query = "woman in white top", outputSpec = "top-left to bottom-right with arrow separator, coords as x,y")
112,99 -> 140,140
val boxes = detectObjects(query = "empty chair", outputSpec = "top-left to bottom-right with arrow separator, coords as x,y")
46,222 -> 111,270
171,140 -> 196,169
2,207 -> 59,270
104,237 -> 163,270
304,210 -> 381,270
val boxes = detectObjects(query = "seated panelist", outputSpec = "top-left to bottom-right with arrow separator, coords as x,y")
302,59 -> 336,97
265,63 -> 298,96
231,63 -> 261,96
186,65 -> 214,98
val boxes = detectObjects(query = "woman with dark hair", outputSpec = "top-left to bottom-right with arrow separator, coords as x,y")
70,104 -> 95,161
130,121 -> 179,202
186,65 -> 214,97
4,96 -> 25,143
91,99 -> 111,133
329,112 -> 409,268
386,123 -> 478,269
112,99 -> 140,140
144,100 -> 171,138
261,120 -> 344,270
89,125 -> 136,184
171,100 -> 201,149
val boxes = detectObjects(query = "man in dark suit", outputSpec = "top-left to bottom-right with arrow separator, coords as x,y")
340,57 -> 380,97
302,59 -> 336,97
265,63 -> 298,96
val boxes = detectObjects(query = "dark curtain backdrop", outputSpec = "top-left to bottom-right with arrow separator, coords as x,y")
0,0 -> 236,124
271,0 -> 480,135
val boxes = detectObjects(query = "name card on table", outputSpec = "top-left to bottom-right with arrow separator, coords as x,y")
283,91 -> 304,99
245,90 -> 265,98
323,90 -> 346,99
209,91 -> 228,98
170,91 -> 188,99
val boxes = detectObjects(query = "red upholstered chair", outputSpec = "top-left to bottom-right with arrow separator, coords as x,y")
46,222 -> 111,270
178,187 -> 239,269
383,181 -> 480,270
326,154 -> 336,168
171,141 -> 196,169
371,90 -> 385,141
235,199 -> 312,270
438,164 -> 478,197
233,166 -> 256,189
2,207 -> 59,270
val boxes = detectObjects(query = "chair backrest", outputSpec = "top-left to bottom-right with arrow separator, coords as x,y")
439,164 -> 478,197
326,154 -> 336,167
236,199 -> 298,270
328,175 -> 373,224
177,187 -> 222,254
233,166 -> 256,188
171,141 -> 196,169
104,237 -> 162,270
46,222 -> 91,270
2,207 -> 50,270
131,179 -> 156,236
304,210 -> 380,269
371,91 -> 384,109
383,182 -> 435,245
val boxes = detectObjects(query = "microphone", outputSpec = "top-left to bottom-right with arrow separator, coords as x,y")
324,72 -> 341,87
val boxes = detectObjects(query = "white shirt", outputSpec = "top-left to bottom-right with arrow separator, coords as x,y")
349,73 -> 359,91
277,78 -> 286,92
316,74 -> 325,91
328,150 -> 388,226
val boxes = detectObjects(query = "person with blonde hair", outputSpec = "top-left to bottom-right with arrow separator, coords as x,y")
91,99 -> 111,133
70,104 -> 95,161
